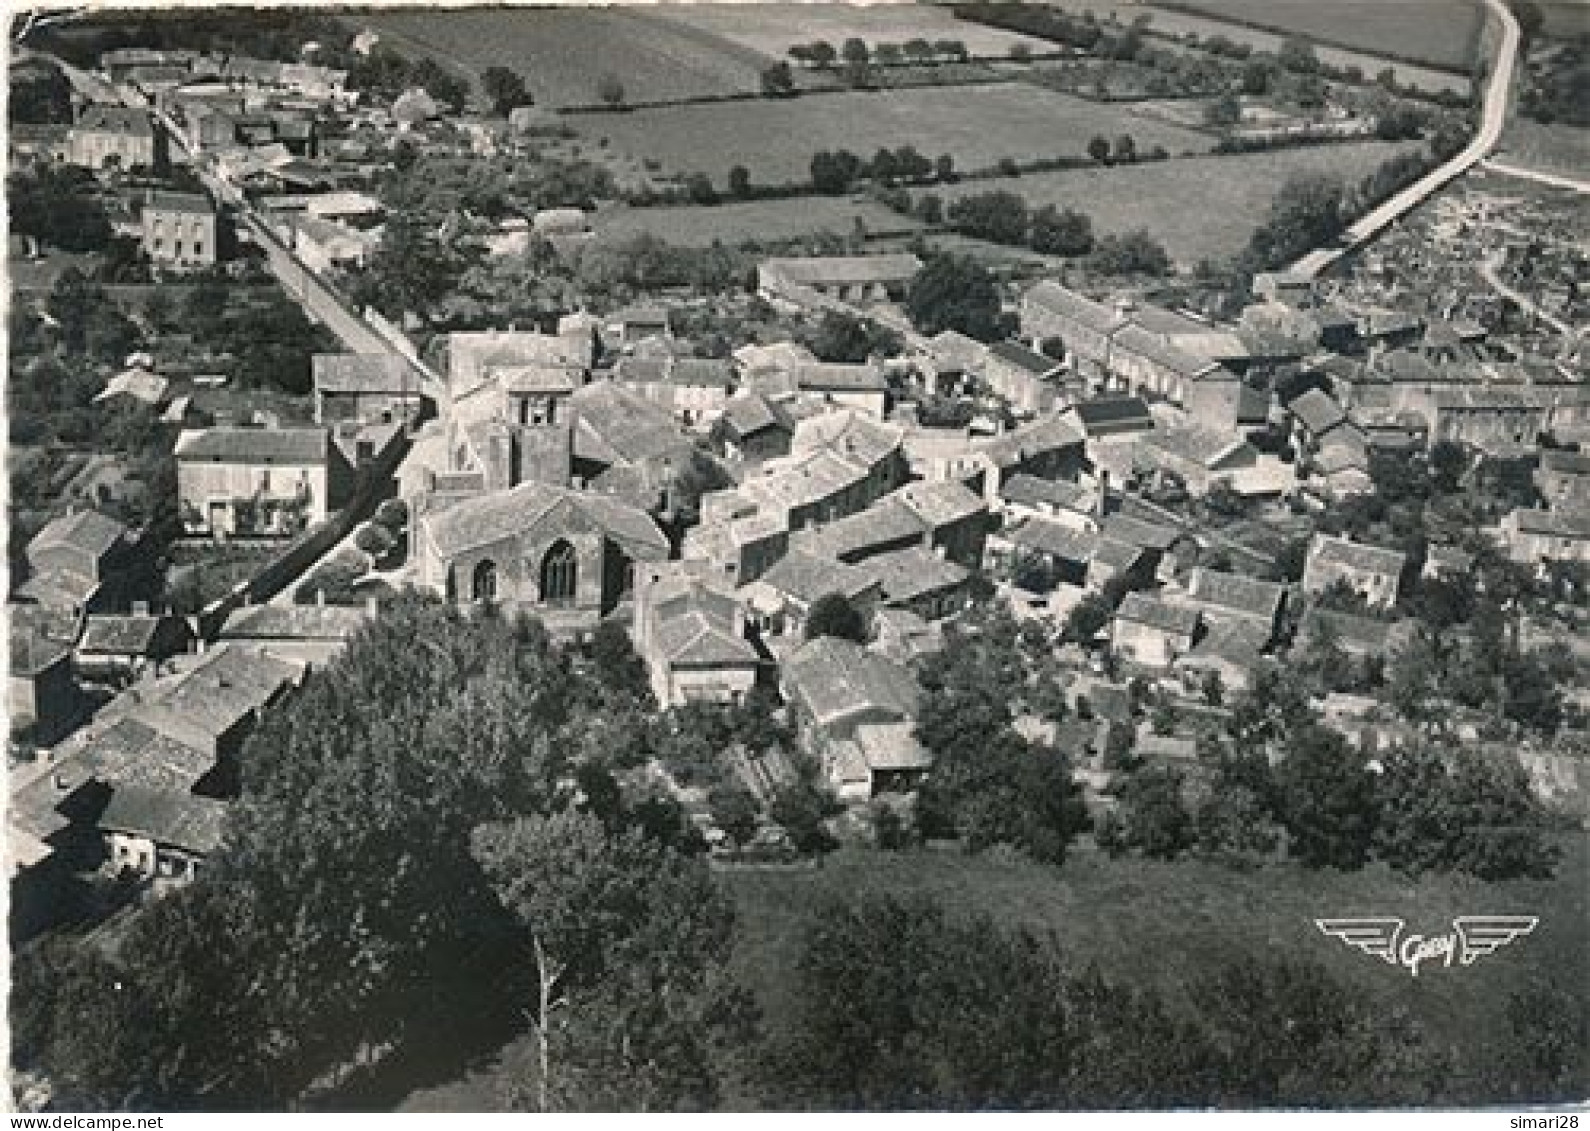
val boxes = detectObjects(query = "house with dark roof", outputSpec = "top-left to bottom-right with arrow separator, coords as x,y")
1067,396 -> 1155,439
984,341 -> 1063,417
414,479 -> 670,622
75,611 -> 193,681
66,105 -> 162,169
141,189 -> 219,270
712,391 -> 795,465
175,427 -> 351,537
1137,422 -> 1259,496
122,644 -> 304,772
1302,534 -> 1407,609
1113,592 -> 1202,670
16,509 -> 135,615
312,353 -> 425,425
1287,388 -> 1350,446
97,783 -> 228,885
633,563 -> 761,708
9,629 -> 79,744
975,415 -> 1089,488
1298,607 -> 1412,660
1180,568 -> 1288,643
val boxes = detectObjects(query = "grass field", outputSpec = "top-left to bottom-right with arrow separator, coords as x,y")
1158,0 -> 1485,72
592,197 -> 923,247
1498,118 -> 1590,180
1016,0 -> 1473,93
399,835 -> 1588,1110
565,84 -> 1214,188
914,139 -> 1428,265
655,3 -> 1048,61
721,836 -> 1590,1099
359,7 -> 772,108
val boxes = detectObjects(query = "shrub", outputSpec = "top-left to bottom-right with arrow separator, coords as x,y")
373,497 -> 409,531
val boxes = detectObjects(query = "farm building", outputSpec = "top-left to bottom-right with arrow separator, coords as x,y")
758,253 -> 923,308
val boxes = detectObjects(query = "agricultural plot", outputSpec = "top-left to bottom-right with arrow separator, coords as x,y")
358,7 -> 771,108
914,140 -> 1427,266
1498,119 -> 1590,180
1017,0 -> 1472,93
591,197 -> 923,248
1158,0 -> 1484,72
655,3 -> 1050,61
564,84 -> 1214,188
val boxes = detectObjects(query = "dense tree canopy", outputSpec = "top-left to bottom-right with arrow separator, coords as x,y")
905,253 -> 1006,341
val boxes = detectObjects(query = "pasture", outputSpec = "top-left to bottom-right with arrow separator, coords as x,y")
1159,0 -> 1485,72
1016,0 -> 1473,93
564,84 -> 1214,188
358,7 -> 770,108
1497,119 -> 1590,180
721,836 -> 1589,1103
914,140 -> 1428,265
655,3 -> 1050,61
591,197 -> 922,248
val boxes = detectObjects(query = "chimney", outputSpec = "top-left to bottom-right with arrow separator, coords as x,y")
316,587 -> 326,607
366,596 -> 379,616
131,600 -> 150,616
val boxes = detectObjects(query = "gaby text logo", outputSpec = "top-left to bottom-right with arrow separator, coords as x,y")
1315,916 -> 1538,977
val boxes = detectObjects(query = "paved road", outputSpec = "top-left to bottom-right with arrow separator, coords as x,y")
1289,0 -> 1522,279
1480,159 -> 1590,196
1479,250 -> 1580,341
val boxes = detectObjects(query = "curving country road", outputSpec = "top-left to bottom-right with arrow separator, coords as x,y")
1289,0 -> 1522,279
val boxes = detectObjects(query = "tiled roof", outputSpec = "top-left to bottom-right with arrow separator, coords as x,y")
313,353 -> 413,394
1287,389 -> 1346,435
893,479 -> 986,530
74,718 -> 213,794
175,427 -> 329,465
1092,538 -> 1147,570
219,603 -> 373,640
1113,325 -> 1220,379
797,499 -> 926,562
1308,534 -> 1406,578
654,611 -> 758,667
987,340 -> 1061,376
145,189 -> 214,215
1185,568 -> 1287,622
1100,512 -> 1182,552
127,644 -> 302,744
977,414 -> 1086,466
1025,281 -> 1121,336
75,106 -> 154,136
782,636 -> 918,730
1512,508 -> 1590,540
791,410 -> 903,469
1001,473 -> 1091,512
759,551 -> 877,606
1071,396 -> 1153,435
1142,422 -> 1250,468
865,546 -> 969,604
10,628 -> 71,677
855,720 -> 932,772
1300,607 -> 1396,654
795,363 -> 887,393
763,253 -> 922,287
78,614 -> 166,655
422,481 -> 669,560
96,783 -> 227,854
1116,591 -> 1201,637
669,358 -> 734,388
928,330 -> 988,371
29,509 -> 127,559
1541,450 -> 1590,477
720,392 -> 794,440
1005,517 -> 1099,562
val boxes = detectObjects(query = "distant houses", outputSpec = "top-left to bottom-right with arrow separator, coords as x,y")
757,253 -> 923,309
